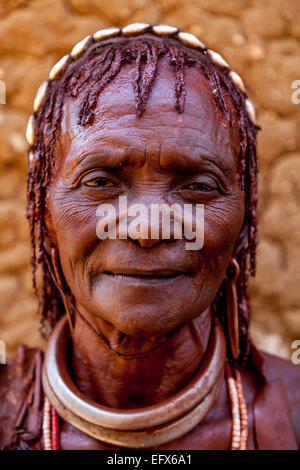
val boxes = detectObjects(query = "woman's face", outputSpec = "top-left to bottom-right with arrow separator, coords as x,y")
46,56 -> 244,338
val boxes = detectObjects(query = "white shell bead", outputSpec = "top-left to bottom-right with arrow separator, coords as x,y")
28,150 -> 34,163
229,71 -> 246,93
152,25 -> 178,35
49,55 -> 69,80
122,23 -> 150,35
33,81 -> 48,112
93,28 -> 120,41
245,99 -> 256,124
26,115 -> 35,146
177,32 -> 205,50
71,35 -> 91,59
208,50 -> 229,68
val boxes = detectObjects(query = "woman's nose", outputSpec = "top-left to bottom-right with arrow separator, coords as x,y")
126,214 -> 181,248
114,196 -> 183,248
135,236 -> 162,248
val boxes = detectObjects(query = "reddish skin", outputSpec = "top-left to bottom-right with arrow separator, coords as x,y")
45,57 -> 300,449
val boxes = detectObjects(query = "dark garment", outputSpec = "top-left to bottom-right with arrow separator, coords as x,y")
0,346 -> 44,450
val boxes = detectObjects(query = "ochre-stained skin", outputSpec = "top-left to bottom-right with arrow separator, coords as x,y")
46,57 -> 243,405
42,57 -> 299,448
1,50 -> 299,450
27,35 -> 258,358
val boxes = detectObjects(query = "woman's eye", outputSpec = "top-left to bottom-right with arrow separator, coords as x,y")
83,177 -> 115,188
183,182 -> 216,192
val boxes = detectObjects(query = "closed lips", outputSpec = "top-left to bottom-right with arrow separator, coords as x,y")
103,268 -> 187,277
102,272 -> 185,285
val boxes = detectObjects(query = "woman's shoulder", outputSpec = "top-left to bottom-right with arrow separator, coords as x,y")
261,351 -> 300,446
0,345 -> 44,450
262,351 -> 300,399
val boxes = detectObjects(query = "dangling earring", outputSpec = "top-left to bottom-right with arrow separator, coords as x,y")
225,258 -> 240,360
224,259 -> 249,450
50,246 -> 74,334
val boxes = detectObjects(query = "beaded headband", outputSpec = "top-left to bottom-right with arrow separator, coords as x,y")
26,22 -> 257,160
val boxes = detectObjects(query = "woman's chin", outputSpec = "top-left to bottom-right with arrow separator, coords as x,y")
93,303 -> 183,337
75,273 -> 209,338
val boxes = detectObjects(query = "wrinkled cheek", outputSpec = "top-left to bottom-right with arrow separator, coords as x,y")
48,197 -> 100,291
197,206 -> 244,282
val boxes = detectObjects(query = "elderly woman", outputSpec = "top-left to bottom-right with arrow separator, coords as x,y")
0,23 -> 299,451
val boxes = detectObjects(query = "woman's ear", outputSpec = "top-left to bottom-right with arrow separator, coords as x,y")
43,206 -> 58,254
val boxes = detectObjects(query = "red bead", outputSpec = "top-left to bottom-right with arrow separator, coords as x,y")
51,407 -> 60,450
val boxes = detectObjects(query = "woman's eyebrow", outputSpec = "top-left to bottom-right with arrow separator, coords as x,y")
65,145 -> 146,175
160,144 -> 234,175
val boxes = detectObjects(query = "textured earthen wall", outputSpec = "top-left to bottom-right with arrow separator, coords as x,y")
0,0 -> 299,358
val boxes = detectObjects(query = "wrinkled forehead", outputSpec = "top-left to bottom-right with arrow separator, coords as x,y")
58,56 -> 241,166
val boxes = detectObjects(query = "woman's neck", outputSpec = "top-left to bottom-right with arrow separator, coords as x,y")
70,307 -> 212,409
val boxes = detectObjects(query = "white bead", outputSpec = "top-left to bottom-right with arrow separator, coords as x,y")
177,32 -> 205,50
28,150 -> 34,163
26,115 -> 35,146
122,23 -> 150,35
70,35 -> 91,59
229,71 -> 246,93
208,50 -> 229,68
33,81 -> 48,112
245,99 -> 256,124
152,25 -> 178,35
49,55 -> 69,80
93,27 -> 120,41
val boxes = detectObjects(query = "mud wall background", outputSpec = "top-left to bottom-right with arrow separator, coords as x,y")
0,0 -> 299,358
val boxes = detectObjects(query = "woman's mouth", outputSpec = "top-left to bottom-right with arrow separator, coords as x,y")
101,269 -> 186,285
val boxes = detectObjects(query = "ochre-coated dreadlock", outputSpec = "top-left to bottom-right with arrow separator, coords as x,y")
26,33 -> 259,362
